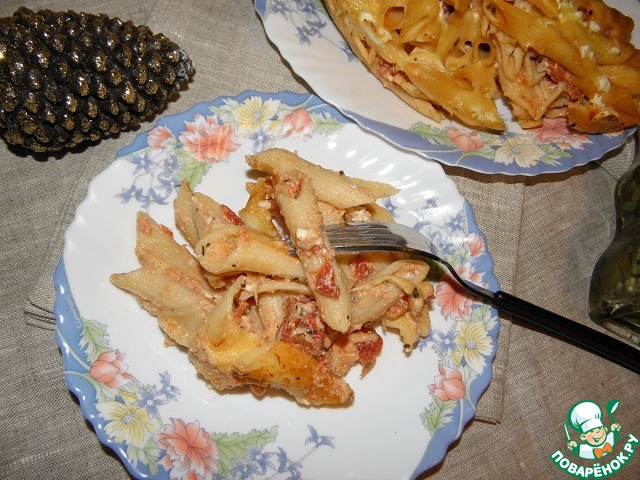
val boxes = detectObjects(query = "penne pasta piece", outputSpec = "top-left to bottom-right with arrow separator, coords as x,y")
174,180 -> 200,248
348,176 -> 399,199
599,63 -> 640,96
195,222 -> 306,280
274,169 -> 352,333
110,267 -> 214,347
174,181 -> 245,248
246,148 -> 399,208
134,211 -> 216,300
192,191 -> 244,233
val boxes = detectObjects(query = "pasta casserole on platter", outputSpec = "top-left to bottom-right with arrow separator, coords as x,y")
111,148 -> 435,406
323,0 -> 640,133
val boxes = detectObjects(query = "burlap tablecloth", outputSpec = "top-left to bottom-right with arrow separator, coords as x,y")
1,0 -> 638,478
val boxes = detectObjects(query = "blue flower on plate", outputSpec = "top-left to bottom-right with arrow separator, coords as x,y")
129,151 -> 154,174
116,185 -> 144,204
305,424 -> 335,448
267,0 -> 294,17
140,187 -> 169,209
431,326 -> 460,356
245,445 -> 276,474
443,210 -> 466,236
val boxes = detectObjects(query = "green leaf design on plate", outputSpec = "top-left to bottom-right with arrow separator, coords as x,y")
213,427 -> 278,478
456,146 -> 498,164
127,439 -> 161,476
209,99 -> 242,124
421,397 -> 456,434
274,100 -> 305,118
471,303 -> 497,333
176,148 -> 211,187
538,143 -> 573,166
409,122 -> 454,147
311,112 -> 344,136
80,319 -> 111,363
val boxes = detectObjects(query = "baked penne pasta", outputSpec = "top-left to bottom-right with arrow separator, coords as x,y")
111,148 -> 434,405
324,0 -> 640,132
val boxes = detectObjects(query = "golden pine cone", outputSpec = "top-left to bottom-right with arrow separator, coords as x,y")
0,7 -> 194,153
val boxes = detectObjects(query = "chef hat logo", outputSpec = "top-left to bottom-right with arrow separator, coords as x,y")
568,401 -> 604,434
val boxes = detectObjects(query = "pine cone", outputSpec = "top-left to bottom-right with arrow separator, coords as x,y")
0,7 -> 194,153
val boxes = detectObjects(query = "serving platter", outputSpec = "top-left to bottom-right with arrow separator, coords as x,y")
255,0 -> 639,176
55,91 -> 500,479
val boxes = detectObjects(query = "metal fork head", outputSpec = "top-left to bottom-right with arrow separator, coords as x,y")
323,222 -> 443,263
323,222 -> 496,301
325,222 -> 427,251
285,221 -> 495,301
284,221 -> 417,254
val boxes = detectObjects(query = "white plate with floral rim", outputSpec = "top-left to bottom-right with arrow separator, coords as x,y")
54,90 -> 500,480
255,0 -> 639,176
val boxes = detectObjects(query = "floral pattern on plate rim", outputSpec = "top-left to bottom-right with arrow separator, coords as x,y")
55,91 -> 500,479
255,0 -> 635,176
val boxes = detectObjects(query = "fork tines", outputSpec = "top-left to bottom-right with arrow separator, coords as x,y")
325,222 -> 407,248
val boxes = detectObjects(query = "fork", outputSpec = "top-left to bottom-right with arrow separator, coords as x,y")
319,222 -> 639,375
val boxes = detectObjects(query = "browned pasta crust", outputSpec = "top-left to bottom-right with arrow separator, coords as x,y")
324,0 -> 640,133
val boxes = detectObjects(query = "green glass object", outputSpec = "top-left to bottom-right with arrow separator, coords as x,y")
589,154 -> 640,346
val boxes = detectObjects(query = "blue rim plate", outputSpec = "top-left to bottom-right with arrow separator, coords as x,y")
255,0 -> 639,176
55,90 -> 500,479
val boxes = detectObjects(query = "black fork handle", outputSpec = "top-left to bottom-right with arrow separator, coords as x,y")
489,289 -> 640,375
330,241 -> 639,374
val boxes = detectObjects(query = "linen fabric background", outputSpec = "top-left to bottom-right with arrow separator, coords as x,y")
1,0 -> 638,478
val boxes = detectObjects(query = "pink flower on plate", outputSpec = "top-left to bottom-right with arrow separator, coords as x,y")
157,418 -> 218,480
429,365 -> 465,402
464,233 -> 485,258
436,279 -> 473,321
179,114 -> 239,163
147,125 -> 177,151
436,263 -> 483,321
532,118 -> 591,150
89,350 -> 133,389
282,108 -> 313,138
447,126 -> 484,152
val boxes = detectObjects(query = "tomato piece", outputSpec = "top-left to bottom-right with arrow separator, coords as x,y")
354,328 -> 383,374
315,260 -> 340,298
353,257 -> 374,284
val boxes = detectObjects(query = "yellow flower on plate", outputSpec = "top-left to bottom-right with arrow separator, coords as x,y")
233,96 -> 280,135
494,136 -> 545,168
96,401 -> 162,448
453,321 -> 493,373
